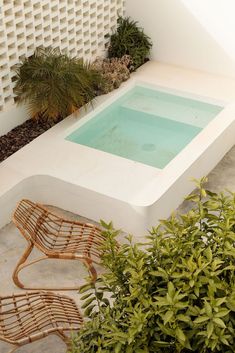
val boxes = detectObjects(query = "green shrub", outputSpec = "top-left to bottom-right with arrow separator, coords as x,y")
107,17 -> 152,71
71,178 -> 235,353
14,46 -> 101,121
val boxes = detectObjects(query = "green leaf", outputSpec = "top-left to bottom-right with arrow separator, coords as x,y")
204,302 -> 212,317
81,297 -> 95,309
194,316 -> 210,324
213,317 -> 226,328
185,194 -> 200,202
177,314 -> 190,322
189,279 -> 195,288
80,292 -> 93,301
175,327 -> 186,342
114,342 -> 122,353
207,321 -> 214,338
220,337 -> 230,346
79,283 -> 94,294
214,309 -> 230,318
163,310 -> 174,324
153,341 -> 172,347
96,292 -> 103,300
84,304 -> 96,317
101,298 -> 110,306
168,282 -> 175,298
204,247 -> 213,262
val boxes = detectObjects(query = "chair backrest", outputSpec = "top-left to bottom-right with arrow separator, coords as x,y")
13,199 -> 48,242
12,199 -> 104,258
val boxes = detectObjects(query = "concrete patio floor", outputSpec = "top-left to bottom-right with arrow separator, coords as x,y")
0,145 -> 235,352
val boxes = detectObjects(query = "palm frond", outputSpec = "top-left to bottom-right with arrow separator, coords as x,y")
14,46 -> 101,121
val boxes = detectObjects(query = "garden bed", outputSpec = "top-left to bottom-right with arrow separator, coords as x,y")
0,117 -> 61,163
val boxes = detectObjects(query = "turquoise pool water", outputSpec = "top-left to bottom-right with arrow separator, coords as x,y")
66,86 -> 223,169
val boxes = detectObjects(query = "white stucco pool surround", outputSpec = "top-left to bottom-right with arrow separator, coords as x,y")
1,61 -> 235,235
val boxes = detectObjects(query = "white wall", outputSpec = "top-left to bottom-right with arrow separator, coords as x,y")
0,105 -> 29,137
126,0 -> 235,78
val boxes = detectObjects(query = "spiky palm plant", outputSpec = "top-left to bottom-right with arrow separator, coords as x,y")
14,47 -> 101,121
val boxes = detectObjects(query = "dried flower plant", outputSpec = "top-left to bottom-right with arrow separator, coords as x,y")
92,55 -> 132,95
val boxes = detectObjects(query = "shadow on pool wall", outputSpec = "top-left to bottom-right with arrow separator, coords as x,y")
0,175 -> 151,236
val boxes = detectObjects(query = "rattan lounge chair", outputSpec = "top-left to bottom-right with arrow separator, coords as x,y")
12,199 -> 106,290
0,291 -> 83,353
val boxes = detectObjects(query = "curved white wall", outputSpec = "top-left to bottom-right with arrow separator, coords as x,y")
126,0 -> 235,78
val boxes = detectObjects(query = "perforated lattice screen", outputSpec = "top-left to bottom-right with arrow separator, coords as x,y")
0,0 -> 125,112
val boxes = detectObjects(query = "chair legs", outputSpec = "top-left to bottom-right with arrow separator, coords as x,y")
12,242 -> 34,289
56,331 -> 72,349
5,332 -> 71,353
12,242 -> 98,291
8,345 -> 19,353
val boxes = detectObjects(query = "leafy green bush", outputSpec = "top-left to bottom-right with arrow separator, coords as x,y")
71,178 -> 235,353
108,17 -> 152,71
14,46 -> 101,121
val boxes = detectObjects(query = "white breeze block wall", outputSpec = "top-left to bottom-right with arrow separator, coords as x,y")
0,0 -> 124,136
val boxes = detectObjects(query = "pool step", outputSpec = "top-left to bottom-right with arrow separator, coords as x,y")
120,91 -> 222,128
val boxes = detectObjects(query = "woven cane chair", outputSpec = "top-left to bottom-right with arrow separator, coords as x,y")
0,291 -> 83,353
12,199 -> 106,290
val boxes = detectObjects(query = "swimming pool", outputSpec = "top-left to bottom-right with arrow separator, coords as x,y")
66,86 -> 223,169
2,63 -> 234,236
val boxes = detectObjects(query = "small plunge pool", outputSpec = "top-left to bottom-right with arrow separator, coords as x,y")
66,85 -> 223,169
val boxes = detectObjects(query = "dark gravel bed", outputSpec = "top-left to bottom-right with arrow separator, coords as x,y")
0,117 -> 62,163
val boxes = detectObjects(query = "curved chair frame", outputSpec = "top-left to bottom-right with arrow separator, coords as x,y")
0,291 -> 83,353
12,199 -> 106,290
